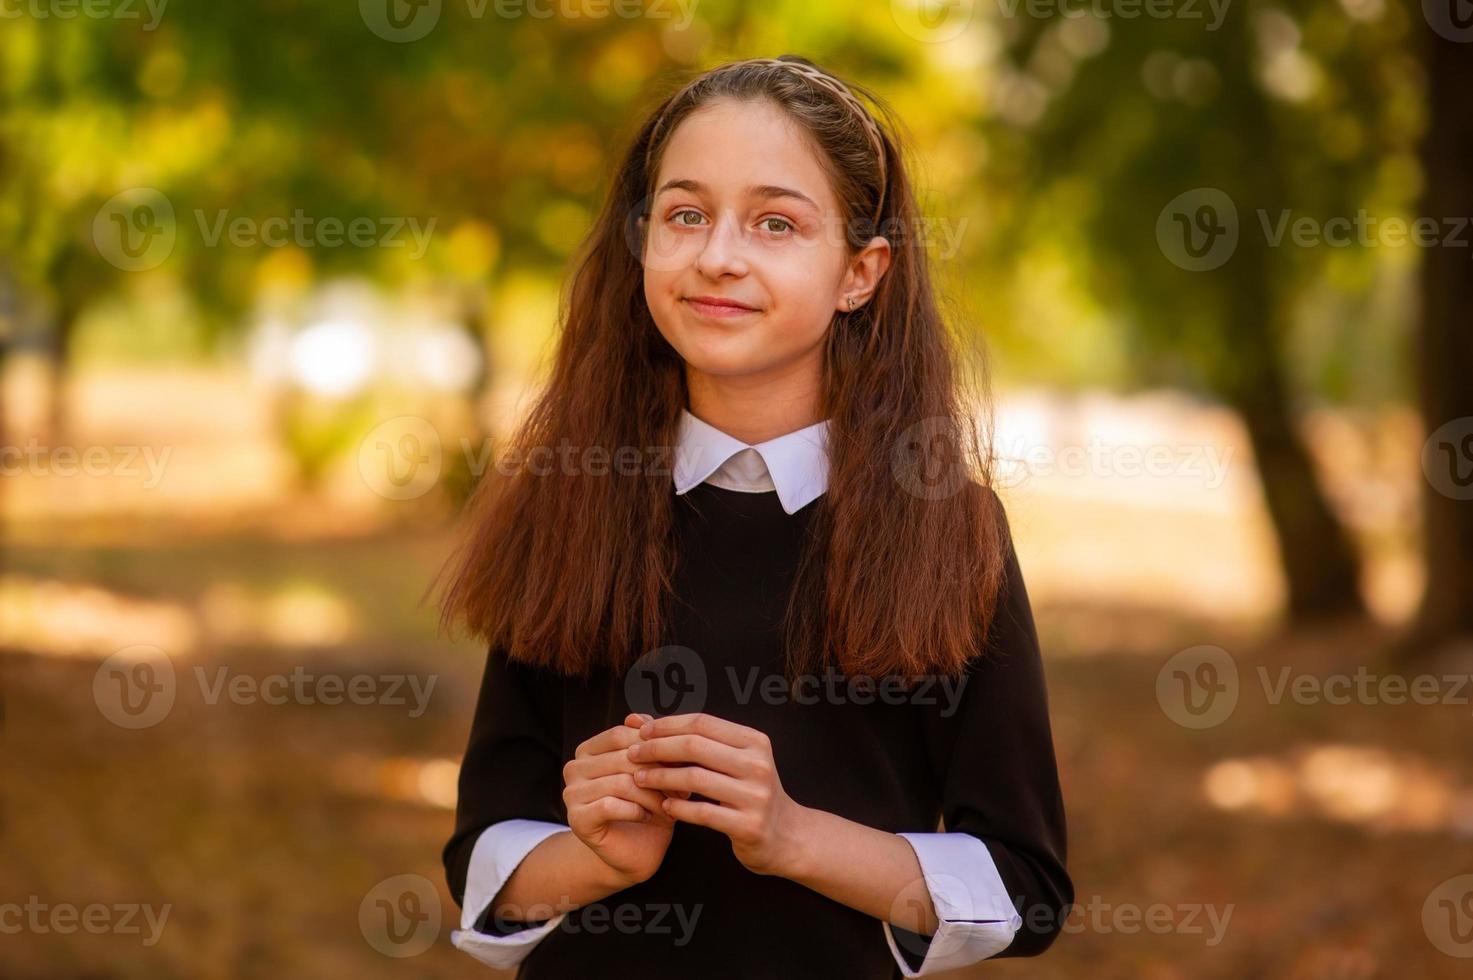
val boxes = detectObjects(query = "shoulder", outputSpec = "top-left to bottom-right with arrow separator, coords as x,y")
963,477 -> 1014,540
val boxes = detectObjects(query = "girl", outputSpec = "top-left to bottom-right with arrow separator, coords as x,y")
435,55 -> 1072,979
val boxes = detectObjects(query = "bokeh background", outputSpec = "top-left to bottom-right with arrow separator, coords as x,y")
3,1 -> 1472,977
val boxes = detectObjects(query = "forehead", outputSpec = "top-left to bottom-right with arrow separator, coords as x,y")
655,98 -> 838,210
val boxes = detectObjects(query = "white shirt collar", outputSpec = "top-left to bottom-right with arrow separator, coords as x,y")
673,408 -> 830,515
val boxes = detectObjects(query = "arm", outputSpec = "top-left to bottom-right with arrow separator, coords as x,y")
629,493 -> 1072,974
443,647 -> 628,967
775,807 -> 956,933
485,824 -> 637,926
682,491 -> 1068,973
876,492 -> 1074,972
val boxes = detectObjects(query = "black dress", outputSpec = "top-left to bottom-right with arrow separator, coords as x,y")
443,482 -> 1072,979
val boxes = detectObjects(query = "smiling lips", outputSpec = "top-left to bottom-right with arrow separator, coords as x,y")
684,295 -> 760,318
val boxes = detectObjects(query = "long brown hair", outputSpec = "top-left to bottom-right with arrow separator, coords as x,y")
432,54 -> 1008,683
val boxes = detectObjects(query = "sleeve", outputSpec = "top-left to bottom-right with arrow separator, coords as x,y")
882,493 -> 1073,975
442,645 -> 571,969
450,820 -> 572,967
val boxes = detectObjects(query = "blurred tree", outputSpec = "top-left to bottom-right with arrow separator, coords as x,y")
6,1 -> 1454,631
1407,21 -> 1473,660
976,0 -> 1427,620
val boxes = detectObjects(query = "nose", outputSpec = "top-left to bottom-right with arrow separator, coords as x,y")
694,210 -> 750,280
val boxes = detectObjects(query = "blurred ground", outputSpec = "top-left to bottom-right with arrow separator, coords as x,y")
2,367 -> 1467,978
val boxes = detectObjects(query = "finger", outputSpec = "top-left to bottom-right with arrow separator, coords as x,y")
639,712 -> 768,751
629,732 -> 752,779
661,795 -> 742,835
569,735 -> 694,783
567,744 -> 652,782
578,795 -> 647,825
565,771 -> 671,816
565,772 -> 671,818
635,763 -> 753,807
574,721 -> 646,759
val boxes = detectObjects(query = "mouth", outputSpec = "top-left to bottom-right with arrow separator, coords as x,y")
683,296 -> 760,319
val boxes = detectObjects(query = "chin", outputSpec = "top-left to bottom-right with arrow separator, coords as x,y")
656,315 -> 747,362
675,345 -> 769,378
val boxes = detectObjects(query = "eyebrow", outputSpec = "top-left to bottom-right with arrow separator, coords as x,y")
655,178 -> 820,212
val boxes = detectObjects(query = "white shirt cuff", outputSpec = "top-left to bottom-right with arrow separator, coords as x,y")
882,832 -> 1022,976
450,819 -> 571,969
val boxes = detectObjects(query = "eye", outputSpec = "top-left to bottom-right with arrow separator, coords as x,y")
669,209 -> 706,227
760,216 -> 794,235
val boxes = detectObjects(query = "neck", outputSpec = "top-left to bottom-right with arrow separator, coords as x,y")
684,357 -> 824,445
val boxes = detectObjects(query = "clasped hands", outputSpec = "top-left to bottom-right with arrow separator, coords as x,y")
564,710 -> 809,885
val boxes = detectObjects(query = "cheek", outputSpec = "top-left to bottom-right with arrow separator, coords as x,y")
766,260 -> 840,329
642,266 -> 678,317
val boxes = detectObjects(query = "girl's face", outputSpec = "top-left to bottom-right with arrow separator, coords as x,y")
642,98 -> 889,392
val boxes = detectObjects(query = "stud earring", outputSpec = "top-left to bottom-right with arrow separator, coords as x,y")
847,296 -> 857,312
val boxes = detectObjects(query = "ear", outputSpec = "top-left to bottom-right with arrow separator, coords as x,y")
834,236 -> 892,314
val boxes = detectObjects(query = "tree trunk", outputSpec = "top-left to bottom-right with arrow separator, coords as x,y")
1221,255 -> 1365,620
1206,19 -> 1365,622
1405,25 -> 1473,660
44,242 -> 90,444
44,303 -> 79,443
